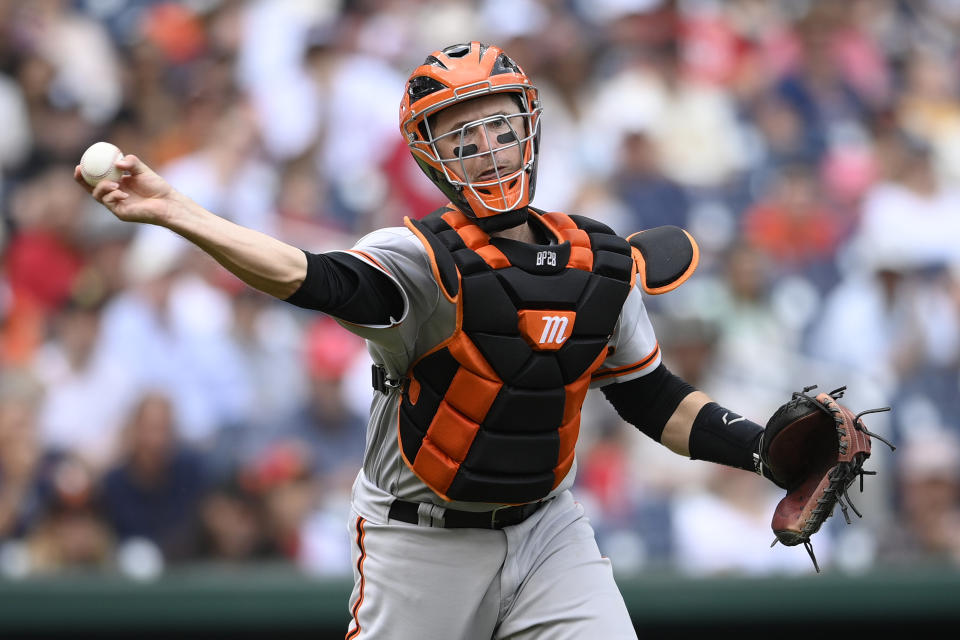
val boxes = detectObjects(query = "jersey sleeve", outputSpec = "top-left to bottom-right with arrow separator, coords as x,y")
328,226 -> 452,371
590,283 -> 662,387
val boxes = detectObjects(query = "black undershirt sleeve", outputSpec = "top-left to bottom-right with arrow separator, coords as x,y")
284,250 -> 405,326
601,363 -> 695,443
601,364 -> 765,474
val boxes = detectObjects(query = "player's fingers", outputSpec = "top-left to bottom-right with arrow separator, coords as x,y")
102,190 -> 129,207
73,165 -> 95,194
116,154 -> 151,176
92,180 -> 121,200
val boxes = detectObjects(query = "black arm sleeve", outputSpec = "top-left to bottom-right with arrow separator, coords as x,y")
688,402 -> 763,473
602,364 -> 765,474
600,363 -> 695,442
284,251 -> 405,325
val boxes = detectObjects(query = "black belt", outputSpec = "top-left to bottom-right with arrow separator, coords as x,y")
388,498 -> 550,530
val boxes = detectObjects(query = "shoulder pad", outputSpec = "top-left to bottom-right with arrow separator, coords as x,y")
626,226 -> 699,294
566,214 -> 616,235
419,205 -> 457,230
404,215 -> 459,300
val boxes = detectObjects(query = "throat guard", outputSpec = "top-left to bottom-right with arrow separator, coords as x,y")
399,207 -> 636,503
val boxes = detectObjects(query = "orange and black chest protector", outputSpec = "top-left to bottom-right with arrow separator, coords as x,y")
400,207 -> 636,504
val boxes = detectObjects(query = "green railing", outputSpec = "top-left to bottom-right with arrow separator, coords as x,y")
2,564 -> 958,637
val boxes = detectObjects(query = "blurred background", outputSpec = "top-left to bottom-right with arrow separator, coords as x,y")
2,0 -> 960,636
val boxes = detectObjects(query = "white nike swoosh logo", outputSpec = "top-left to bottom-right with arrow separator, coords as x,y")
722,412 -> 746,426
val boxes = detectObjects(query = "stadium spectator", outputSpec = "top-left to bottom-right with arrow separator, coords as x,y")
0,370 -> 50,540
23,453 -> 113,573
742,161 -> 847,291
0,0 -> 957,578
100,391 -> 208,563
877,430 -> 960,567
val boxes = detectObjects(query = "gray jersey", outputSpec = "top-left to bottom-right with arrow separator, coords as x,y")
332,224 -> 661,512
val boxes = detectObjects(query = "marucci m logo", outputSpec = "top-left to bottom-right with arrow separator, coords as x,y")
539,315 -> 569,344
517,309 -> 577,351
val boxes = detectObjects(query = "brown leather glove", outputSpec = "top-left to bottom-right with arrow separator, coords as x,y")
758,386 -> 895,572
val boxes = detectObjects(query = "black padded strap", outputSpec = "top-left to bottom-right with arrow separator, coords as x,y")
566,213 -> 616,235
406,216 -> 460,299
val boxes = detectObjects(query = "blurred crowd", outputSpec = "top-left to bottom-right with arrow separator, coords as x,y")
2,0 -> 960,580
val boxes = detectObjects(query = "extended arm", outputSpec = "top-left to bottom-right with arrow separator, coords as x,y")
76,154 -> 306,299
602,364 -> 767,478
605,360 -> 893,571
157,191 -> 309,299
75,154 -> 402,324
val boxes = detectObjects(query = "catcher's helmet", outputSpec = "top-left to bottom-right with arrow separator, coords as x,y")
399,42 -> 542,225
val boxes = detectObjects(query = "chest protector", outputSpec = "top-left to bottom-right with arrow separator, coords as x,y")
399,206 -> 636,504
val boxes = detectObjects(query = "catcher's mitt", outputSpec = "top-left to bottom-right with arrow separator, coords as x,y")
757,385 -> 895,572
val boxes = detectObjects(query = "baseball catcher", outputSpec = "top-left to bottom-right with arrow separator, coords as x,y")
757,385 -> 895,571
77,38 -> 897,639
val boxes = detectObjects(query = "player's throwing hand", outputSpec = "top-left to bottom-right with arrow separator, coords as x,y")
73,154 -> 178,226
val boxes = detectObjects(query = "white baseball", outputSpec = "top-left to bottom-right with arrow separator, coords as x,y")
80,141 -> 124,187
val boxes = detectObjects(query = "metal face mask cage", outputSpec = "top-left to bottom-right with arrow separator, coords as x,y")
432,112 -> 536,212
